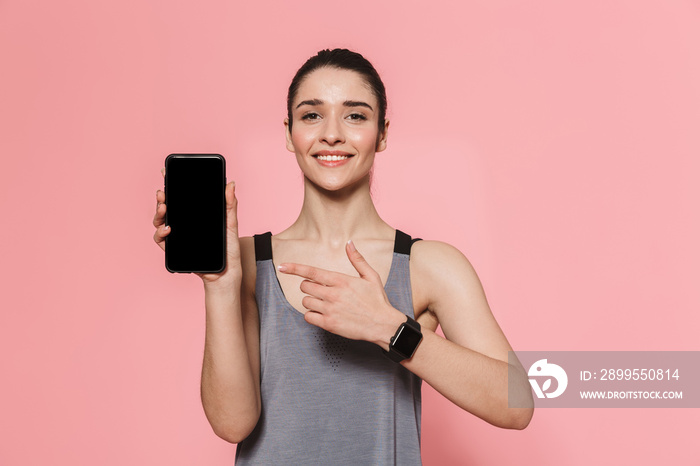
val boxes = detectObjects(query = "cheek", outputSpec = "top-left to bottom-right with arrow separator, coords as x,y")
348,127 -> 380,149
291,128 -> 315,150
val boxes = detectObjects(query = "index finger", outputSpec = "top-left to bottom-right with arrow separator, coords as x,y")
278,263 -> 344,286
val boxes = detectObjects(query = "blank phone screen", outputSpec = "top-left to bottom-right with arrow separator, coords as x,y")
165,154 -> 226,273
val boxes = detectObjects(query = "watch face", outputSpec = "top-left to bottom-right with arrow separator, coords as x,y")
393,324 -> 423,357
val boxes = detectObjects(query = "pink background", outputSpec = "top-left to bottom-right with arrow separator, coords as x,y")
1,1 -> 698,464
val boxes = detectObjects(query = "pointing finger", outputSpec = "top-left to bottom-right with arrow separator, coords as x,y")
278,263 -> 343,286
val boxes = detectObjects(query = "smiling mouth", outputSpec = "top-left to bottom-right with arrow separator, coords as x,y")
314,154 -> 353,161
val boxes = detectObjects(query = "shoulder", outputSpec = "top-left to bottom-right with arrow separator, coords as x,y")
410,239 -> 479,282
239,236 -> 257,296
239,235 -> 256,257
410,239 -> 486,317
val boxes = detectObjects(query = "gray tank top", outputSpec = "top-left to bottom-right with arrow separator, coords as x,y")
235,230 -> 423,465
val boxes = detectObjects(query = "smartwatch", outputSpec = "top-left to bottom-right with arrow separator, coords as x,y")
384,315 -> 423,363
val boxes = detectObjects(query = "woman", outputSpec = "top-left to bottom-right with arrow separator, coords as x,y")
153,48 -> 533,464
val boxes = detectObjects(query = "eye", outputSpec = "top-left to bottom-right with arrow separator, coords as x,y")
347,113 -> 367,121
301,112 -> 321,121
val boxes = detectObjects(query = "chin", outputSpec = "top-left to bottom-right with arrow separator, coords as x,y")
303,170 -> 371,193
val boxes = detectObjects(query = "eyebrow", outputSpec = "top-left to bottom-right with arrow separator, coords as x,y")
344,100 -> 374,111
296,99 -> 323,109
295,99 -> 374,111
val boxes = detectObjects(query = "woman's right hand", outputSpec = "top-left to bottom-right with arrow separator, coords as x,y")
153,167 -> 243,287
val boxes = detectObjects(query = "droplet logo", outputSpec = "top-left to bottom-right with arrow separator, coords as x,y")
528,359 -> 568,399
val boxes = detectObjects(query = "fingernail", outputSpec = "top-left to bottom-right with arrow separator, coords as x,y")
347,239 -> 356,252
163,225 -> 169,231
277,264 -> 287,272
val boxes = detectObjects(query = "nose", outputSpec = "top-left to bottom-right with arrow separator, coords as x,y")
320,114 -> 344,145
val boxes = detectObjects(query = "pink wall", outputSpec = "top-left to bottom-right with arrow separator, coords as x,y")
1,1 -> 698,464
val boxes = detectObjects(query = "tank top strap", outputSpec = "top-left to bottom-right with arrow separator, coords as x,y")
256,230 -> 420,261
253,231 -> 273,262
394,229 -> 422,256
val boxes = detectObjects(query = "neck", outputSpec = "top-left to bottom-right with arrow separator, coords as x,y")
284,173 -> 390,246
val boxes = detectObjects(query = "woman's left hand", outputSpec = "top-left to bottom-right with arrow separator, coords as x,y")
277,240 -> 407,349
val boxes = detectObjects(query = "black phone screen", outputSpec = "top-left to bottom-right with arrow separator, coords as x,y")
164,154 -> 226,273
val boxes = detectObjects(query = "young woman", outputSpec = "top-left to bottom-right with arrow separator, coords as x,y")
153,49 -> 533,464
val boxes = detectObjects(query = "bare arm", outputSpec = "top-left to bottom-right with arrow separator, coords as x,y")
402,240 -> 534,429
200,236 -> 261,443
153,176 -> 261,443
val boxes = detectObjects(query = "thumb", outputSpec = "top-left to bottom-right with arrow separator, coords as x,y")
346,240 -> 381,283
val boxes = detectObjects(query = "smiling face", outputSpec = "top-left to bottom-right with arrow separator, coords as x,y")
285,67 -> 389,193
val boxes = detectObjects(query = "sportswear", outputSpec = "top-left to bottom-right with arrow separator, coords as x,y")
235,229 -> 423,465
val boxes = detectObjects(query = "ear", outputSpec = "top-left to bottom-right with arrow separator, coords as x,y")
375,119 -> 390,152
284,118 -> 295,152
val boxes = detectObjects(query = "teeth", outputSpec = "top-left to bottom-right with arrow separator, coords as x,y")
317,155 -> 348,161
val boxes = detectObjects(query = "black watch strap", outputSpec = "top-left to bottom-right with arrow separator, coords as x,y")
384,315 -> 423,363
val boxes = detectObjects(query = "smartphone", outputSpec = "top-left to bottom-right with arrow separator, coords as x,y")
164,154 -> 226,273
